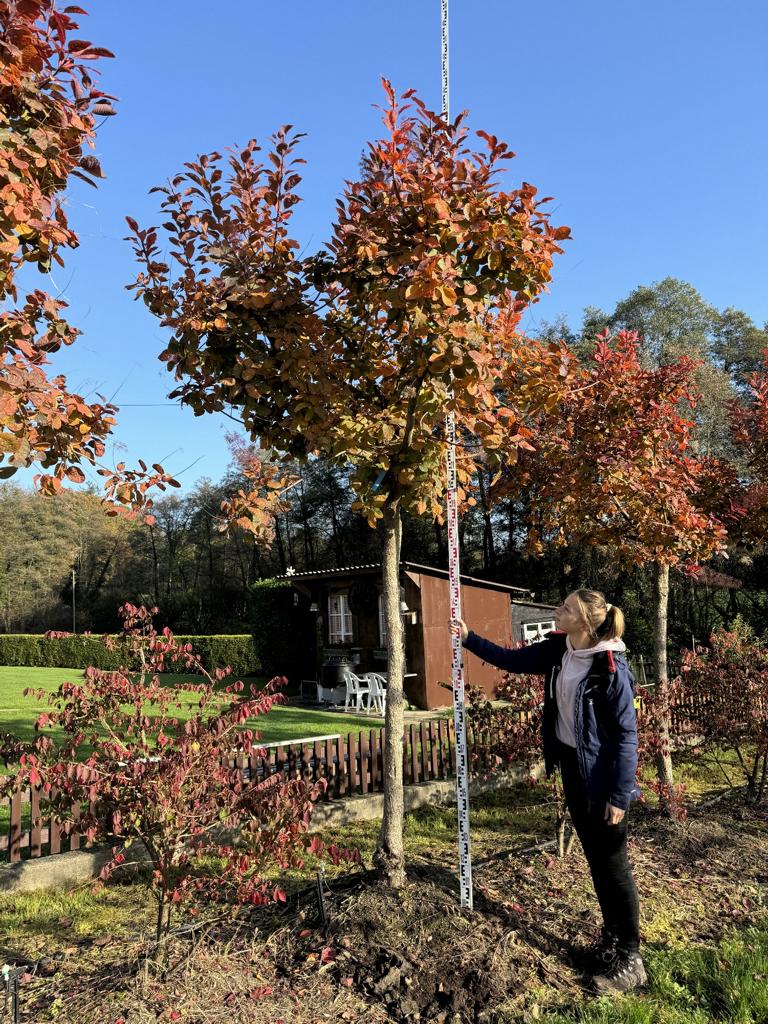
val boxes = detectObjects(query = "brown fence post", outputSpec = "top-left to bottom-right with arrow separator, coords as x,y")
247,750 -> 259,791
49,789 -> 61,856
336,736 -> 347,798
410,723 -> 420,784
324,737 -> 335,799
86,797 -> 98,848
370,730 -> 380,792
429,721 -> 439,781
466,722 -> 475,770
348,732 -> 358,795
30,785 -> 42,859
437,720 -> 447,779
405,724 -> 417,778
9,789 -> 22,863
360,731 -> 369,795
69,800 -> 81,852
419,721 -> 429,782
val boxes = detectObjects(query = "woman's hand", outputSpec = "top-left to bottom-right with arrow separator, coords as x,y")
604,802 -> 626,825
450,619 -> 469,643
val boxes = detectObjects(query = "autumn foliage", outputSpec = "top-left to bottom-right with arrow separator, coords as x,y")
0,604 -> 355,939
499,329 -> 728,567
465,670 -> 544,781
678,627 -> 768,804
127,80 -> 569,527
218,434 -> 297,543
128,79 -> 570,883
0,1 -> 173,516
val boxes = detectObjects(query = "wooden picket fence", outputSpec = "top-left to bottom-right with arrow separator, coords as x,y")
1,718 -> 504,865
1,690 -> 715,866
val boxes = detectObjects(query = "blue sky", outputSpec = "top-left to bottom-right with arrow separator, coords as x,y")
28,0 -> 768,492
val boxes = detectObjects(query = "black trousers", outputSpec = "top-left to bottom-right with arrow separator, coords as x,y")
557,739 -> 641,952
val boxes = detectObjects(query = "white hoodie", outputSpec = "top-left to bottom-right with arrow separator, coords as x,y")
556,635 -> 627,748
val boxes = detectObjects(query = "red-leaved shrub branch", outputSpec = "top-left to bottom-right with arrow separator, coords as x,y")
677,626 -> 768,805
1,604 -> 359,940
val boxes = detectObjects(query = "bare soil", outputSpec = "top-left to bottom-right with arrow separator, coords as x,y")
9,789 -> 768,1023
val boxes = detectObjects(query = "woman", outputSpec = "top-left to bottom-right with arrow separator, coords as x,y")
454,589 -> 645,994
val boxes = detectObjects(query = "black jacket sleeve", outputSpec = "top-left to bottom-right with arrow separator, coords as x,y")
463,631 -> 554,675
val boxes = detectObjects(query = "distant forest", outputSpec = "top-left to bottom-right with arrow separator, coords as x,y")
1,455 -> 765,661
3,279 -> 767,658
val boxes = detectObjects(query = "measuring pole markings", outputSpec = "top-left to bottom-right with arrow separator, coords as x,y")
440,0 -> 473,911
446,415 -> 474,908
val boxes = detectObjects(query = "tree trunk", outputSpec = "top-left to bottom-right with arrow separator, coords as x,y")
272,516 -> 287,573
300,481 -> 313,568
477,470 -> 496,573
329,497 -> 344,568
653,561 -> 675,802
434,522 -> 447,568
374,500 -> 406,888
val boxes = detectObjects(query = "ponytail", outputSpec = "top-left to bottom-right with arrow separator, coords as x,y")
572,589 -> 625,641
596,603 -> 625,641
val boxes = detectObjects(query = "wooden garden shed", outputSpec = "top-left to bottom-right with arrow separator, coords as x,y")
277,562 -> 556,710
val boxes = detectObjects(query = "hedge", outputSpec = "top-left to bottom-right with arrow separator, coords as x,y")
251,579 -> 306,684
0,634 -> 260,676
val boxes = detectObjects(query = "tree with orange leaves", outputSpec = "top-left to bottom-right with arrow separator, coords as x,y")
498,329 -> 730,806
0,1 -> 172,517
128,80 -> 569,884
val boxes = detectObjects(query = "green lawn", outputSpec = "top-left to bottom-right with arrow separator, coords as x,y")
0,665 -> 384,749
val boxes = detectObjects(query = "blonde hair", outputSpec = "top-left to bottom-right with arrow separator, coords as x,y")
571,589 -> 625,641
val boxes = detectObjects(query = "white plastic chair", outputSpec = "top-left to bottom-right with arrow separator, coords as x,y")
366,672 -> 388,716
343,670 -> 371,714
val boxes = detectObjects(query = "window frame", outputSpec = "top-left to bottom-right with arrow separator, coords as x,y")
328,591 -> 353,644
521,619 -> 556,643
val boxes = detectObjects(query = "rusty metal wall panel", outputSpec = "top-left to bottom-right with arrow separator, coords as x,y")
419,574 -> 513,708
419,573 -> 452,710
461,586 -> 512,701
403,575 -> 427,708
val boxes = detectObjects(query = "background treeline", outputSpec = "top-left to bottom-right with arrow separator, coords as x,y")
2,279 -> 766,656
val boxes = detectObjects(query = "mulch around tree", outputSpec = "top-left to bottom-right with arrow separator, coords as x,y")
11,792 -> 768,1023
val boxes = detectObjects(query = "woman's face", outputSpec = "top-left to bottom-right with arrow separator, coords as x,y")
554,593 -> 588,636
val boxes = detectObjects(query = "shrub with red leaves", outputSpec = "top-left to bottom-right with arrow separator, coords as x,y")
677,626 -> 768,805
1,604 -> 359,939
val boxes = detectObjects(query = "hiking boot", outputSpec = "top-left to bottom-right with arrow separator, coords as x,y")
582,928 -> 619,970
593,949 -> 648,994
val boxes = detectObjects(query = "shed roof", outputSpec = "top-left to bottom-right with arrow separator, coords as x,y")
274,561 -> 532,596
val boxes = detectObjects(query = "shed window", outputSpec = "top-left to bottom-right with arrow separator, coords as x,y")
328,592 -> 353,644
521,619 -> 555,643
378,593 -> 388,647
